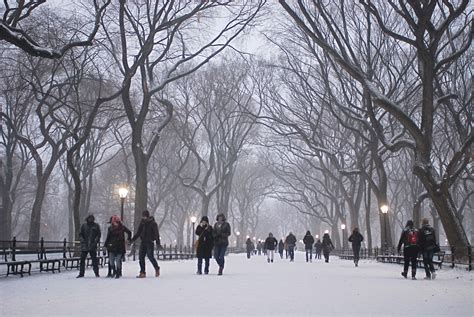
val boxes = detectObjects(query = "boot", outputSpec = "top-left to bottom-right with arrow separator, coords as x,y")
218,266 -> 223,276
412,271 -> 416,280
94,271 -> 100,278
155,267 -> 160,277
76,274 -> 84,278
136,272 -> 146,278
401,272 -> 407,278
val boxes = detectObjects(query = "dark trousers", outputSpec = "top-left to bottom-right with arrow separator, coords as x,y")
422,250 -> 436,277
305,249 -> 313,262
214,245 -> 227,268
197,257 -> 210,273
139,242 -> 159,274
323,250 -> 330,262
316,251 -> 321,259
403,247 -> 418,276
79,250 -> 98,275
353,246 -> 361,263
288,246 -> 295,261
247,251 -> 251,259
279,250 -> 284,259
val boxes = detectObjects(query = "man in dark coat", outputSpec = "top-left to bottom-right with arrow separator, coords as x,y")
131,210 -> 161,278
303,230 -> 315,263
322,233 -> 334,263
104,215 -> 131,278
418,218 -> 438,280
397,220 -> 419,280
278,239 -> 284,259
195,216 -> 214,274
77,214 -> 101,278
264,233 -> 278,263
213,213 -> 231,275
257,241 -> 262,255
245,238 -> 254,259
314,239 -> 323,259
285,232 -> 297,262
348,227 -> 364,267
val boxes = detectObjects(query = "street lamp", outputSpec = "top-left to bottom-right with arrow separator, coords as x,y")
315,234 -> 319,239
236,231 -> 241,249
118,187 -> 128,222
341,224 -> 346,249
190,216 -> 197,251
324,230 -> 329,234
380,205 -> 389,254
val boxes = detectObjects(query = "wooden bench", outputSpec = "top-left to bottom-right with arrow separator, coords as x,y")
63,247 -> 106,270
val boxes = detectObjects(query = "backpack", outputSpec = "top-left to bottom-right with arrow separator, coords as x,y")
406,228 -> 418,246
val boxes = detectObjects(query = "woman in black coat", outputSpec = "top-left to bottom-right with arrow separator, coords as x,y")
195,216 -> 214,275
348,227 -> 364,267
322,233 -> 335,263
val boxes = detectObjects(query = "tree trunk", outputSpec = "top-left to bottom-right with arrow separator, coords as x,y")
201,195 -> 211,217
133,151 -> 148,232
28,176 -> 49,245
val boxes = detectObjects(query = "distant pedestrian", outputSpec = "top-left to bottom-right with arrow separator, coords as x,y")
77,214 -> 101,278
418,218 -> 439,280
285,232 -> 297,261
104,215 -> 132,278
314,239 -> 322,259
257,241 -> 262,255
348,228 -> 364,267
303,231 -> 315,263
322,233 -> 334,263
278,239 -> 284,259
195,216 -> 214,275
246,238 -> 254,259
397,220 -> 419,280
131,210 -> 161,278
213,213 -> 231,275
264,233 -> 278,263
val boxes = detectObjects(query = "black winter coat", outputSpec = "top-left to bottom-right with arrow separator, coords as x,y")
314,241 -> 322,253
348,232 -> 364,248
285,234 -> 297,247
418,225 -> 437,251
195,224 -> 214,258
131,217 -> 160,244
322,234 -> 334,253
79,222 -> 101,251
278,241 -> 284,253
213,221 -> 231,247
246,240 -> 255,252
264,237 -> 278,251
104,224 -> 132,254
303,234 -> 315,250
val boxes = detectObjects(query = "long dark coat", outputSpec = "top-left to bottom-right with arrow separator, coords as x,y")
196,224 -> 214,259
79,222 -> 101,252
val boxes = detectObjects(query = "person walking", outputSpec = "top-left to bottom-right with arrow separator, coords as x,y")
245,238 -> 254,259
213,213 -> 231,275
77,214 -> 101,278
257,241 -> 262,255
285,232 -> 297,262
195,216 -> 214,275
303,231 -> 315,263
264,233 -> 278,263
322,233 -> 334,263
418,218 -> 438,280
397,220 -> 419,280
104,215 -> 132,278
314,239 -> 322,259
348,228 -> 364,267
278,239 -> 284,259
131,210 -> 162,278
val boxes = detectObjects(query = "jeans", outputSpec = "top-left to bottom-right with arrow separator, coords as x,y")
305,249 -> 313,262
79,250 -> 98,276
109,252 -> 123,276
288,246 -> 295,261
214,244 -> 227,268
403,247 -> 418,276
139,241 -> 159,274
197,257 -> 210,274
247,251 -> 251,259
353,246 -> 361,264
422,249 -> 436,277
267,250 -> 274,262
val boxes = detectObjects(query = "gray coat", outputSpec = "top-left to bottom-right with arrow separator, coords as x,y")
79,222 -> 101,251
213,222 -> 231,247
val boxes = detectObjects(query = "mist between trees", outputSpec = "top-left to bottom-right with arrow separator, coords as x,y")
0,1 -> 472,259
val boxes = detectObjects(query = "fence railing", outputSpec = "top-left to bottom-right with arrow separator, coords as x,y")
332,245 -> 472,271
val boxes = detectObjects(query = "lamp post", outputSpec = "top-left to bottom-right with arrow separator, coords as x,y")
341,224 -> 346,249
236,231 -> 241,249
315,234 -> 319,240
380,204 -> 389,254
190,216 -> 197,252
118,187 -> 129,222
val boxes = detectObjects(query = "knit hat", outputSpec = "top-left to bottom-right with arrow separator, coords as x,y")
111,215 -> 121,224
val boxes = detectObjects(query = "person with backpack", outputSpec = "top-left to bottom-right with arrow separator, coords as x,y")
245,238 -> 254,259
314,239 -> 322,259
77,214 -> 101,278
321,233 -> 334,263
418,218 -> 438,280
264,233 -> 278,263
278,239 -> 285,259
397,220 -> 419,280
213,213 -> 231,275
285,232 -> 297,262
303,231 -> 315,263
195,216 -> 214,275
104,215 -> 132,278
348,227 -> 364,267
131,210 -> 162,278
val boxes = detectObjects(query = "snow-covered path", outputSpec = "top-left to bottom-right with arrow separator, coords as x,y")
1,253 -> 472,316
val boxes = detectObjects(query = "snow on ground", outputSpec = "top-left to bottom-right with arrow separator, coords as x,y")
1,252 -> 473,317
